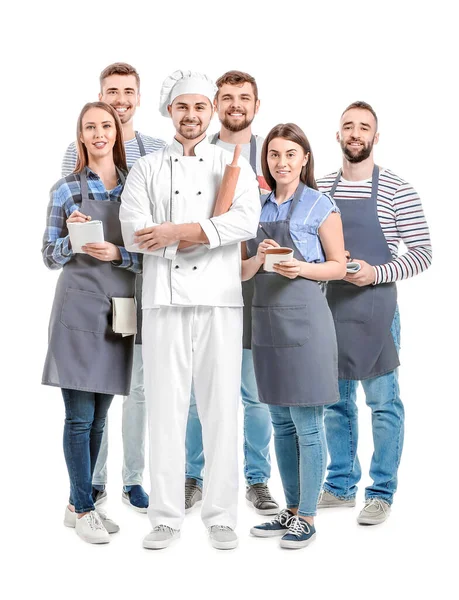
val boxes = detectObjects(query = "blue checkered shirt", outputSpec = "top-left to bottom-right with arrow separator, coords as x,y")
42,167 -> 142,273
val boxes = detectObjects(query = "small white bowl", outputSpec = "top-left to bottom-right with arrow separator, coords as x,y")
264,247 -> 294,272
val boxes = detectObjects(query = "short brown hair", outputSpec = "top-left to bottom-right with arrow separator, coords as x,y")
341,101 -> 378,128
99,62 -> 140,92
74,102 -> 127,174
261,123 -> 317,192
215,70 -> 258,101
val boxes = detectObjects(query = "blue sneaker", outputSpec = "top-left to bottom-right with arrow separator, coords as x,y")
280,516 -> 316,549
250,509 -> 295,538
122,485 -> 149,513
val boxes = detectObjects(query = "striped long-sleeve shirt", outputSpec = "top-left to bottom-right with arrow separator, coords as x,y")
42,167 -> 142,273
317,169 -> 432,284
61,131 -> 166,176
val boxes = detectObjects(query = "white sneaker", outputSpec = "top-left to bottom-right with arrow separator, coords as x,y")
357,498 -> 391,525
208,525 -> 238,550
74,511 -> 110,544
143,525 -> 180,549
64,506 -> 120,533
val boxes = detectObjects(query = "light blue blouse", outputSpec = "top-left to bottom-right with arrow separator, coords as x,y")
260,185 -> 339,263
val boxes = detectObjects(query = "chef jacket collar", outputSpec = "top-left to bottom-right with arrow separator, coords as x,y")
170,136 -> 212,158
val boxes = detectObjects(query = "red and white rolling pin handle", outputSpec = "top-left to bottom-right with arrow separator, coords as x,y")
178,145 -> 242,250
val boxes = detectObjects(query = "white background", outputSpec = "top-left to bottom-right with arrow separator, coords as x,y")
2,1 -> 457,599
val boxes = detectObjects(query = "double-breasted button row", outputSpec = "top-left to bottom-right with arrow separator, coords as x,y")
174,190 -> 202,195
173,265 -> 198,270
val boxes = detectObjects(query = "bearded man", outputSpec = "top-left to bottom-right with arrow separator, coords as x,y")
184,71 -> 279,518
317,101 -> 432,525
120,70 -> 260,549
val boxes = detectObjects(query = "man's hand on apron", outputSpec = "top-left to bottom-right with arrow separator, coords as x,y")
82,242 -> 121,262
135,222 -> 179,251
344,259 -> 376,286
273,259 -> 301,279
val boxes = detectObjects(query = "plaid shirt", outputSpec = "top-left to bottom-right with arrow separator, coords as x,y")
42,167 -> 142,273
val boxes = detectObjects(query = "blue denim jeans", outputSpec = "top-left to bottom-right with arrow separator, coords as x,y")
185,349 -> 272,486
269,405 -> 325,517
323,308 -> 404,505
62,388 -> 113,513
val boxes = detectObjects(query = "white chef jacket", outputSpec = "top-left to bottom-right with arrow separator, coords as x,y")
120,137 -> 260,307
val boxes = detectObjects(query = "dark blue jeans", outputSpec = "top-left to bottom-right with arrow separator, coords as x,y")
61,389 -> 113,513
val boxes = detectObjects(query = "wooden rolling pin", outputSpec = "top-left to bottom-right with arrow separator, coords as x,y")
213,143 -> 242,215
178,144 -> 242,250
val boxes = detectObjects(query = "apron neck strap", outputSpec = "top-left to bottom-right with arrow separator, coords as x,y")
329,164 -> 380,199
79,167 -> 125,201
370,165 -> 379,204
285,182 -> 305,219
210,133 -> 257,176
249,134 -> 257,176
135,131 -> 146,157
79,169 -> 89,202
116,167 -> 126,186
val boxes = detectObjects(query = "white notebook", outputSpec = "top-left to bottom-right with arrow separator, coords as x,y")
346,261 -> 362,273
68,220 -> 104,253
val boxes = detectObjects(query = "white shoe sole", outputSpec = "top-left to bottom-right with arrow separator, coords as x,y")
280,532 -> 316,549
318,501 -> 356,509
210,538 -> 238,550
76,529 -> 111,544
250,527 -> 286,538
143,532 -> 180,550
122,494 -> 148,513
357,514 -> 390,526
245,499 -> 279,515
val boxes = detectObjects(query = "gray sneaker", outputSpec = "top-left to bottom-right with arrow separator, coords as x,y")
357,498 -> 391,525
246,484 -> 279,515
317,490 -> 356,509
209,525 -> 238,550
185,478 -> 202,513
93,487 -> 107,507
143,525 -> 180,549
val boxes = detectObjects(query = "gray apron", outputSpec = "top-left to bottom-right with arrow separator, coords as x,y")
326,166 -> 399,380
42,168 -> 135,395
210,133 -> 258,349
134,132 -> 146,344
246,183 -> 339,407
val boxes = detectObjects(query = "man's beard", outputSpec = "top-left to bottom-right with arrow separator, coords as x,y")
178,121 -> 205,140
221,112 -> 254,133
341,137 -> 375,163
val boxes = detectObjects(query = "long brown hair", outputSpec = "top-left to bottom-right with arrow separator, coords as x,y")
261,123 -> 317,191
74,102 -> 127,174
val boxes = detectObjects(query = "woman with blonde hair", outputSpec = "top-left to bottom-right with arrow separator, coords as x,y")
42,102 -> 141,544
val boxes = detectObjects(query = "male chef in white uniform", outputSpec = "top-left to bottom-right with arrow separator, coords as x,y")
120,71 -> 260,550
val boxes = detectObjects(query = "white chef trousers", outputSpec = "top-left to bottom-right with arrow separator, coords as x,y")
142,305 -> 243,531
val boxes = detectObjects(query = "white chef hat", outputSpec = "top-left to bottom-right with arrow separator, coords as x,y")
159,70 -> 217,117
